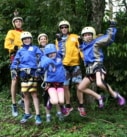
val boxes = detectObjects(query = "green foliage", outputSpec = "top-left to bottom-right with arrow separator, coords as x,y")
0,90 -> 127,137
104,42 -> 127,95
100,8 -> 127,95
115,11 -> 127,43
0,0 -> 127,95
107,43 -> 127,57
0,0 -> 92,90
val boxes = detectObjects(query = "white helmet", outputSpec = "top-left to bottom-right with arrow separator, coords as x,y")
21,31 -> 32,40
81,26 -> 96,39
12,16 -> 23,28
58,20 -> 71,32
37,33 -> 48,44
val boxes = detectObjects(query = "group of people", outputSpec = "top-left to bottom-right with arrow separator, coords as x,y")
4,13 -> 126,125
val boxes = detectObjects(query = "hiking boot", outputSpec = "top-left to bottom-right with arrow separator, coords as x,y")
63,107 -> 73,116
20,113 -> 32,124
116,92 -> 126,106
35,115 -> 42,125
46,115 -> 51,123
46,99 -> 52,110
11,105 -> 18,117
56,113 -> 64,121
77,107 -> 87,117
98,96 -> 104,108
18,99 -> 24,109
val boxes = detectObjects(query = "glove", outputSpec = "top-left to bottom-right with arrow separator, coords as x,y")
78,36 -> 83,45
35,68 -> 44,77
11,69 -> 18,79
109,20 -> 117,27
14,46 -> 19,51
36,68 -> 44,73
56,33 -> 62,41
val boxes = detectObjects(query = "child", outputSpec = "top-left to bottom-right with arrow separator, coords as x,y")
78,21 -> 125,108
38,43 -> 66,121
4,10 -> 24,117
10,31 -> 43,125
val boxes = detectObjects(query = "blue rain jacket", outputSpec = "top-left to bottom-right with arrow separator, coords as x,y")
10,44 -> 43,69
40,54 -> 66,83
79,27 -> 117,65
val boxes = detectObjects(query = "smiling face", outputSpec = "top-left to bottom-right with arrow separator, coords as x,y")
39,36 -> 48,47
22,37 -> 32,45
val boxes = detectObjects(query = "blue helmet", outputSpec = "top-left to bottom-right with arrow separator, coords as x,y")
44,44 -> 57,55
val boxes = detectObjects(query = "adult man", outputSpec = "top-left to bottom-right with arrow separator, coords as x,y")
55,20 -> 86,117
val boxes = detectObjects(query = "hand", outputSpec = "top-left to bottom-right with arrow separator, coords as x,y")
37,68 -> 42,72
14,46 -> 19,51
11,69 -> 18,79
36,68 -> 44,74
35,68 -> 44,77
56,33 -> 62,41
78,36 -> 83,45
109,19 -> 117,27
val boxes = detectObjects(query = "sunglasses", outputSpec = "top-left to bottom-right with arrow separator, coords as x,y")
60,26 -> 69,29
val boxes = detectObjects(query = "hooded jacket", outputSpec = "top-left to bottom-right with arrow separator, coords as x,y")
79,27 -> 117,65
40,54 -> 65,83
10,44 -> 43,69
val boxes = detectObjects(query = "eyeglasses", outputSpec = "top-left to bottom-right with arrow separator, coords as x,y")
60,26 -> 69,29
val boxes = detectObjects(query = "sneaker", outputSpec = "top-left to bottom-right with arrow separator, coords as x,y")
56,113 -> 64,121
46,99 -> 52,110
116,92 -> 126,106
11,105 -> 18,117
35,115 -> 42,125
18,99 -> 24,109
46,115 -> 51,123
77,107 -> 87,117
63,107 -> 73,116
60,105 -> 67,115
20,113 -> 32,124
98,96 -> 104,108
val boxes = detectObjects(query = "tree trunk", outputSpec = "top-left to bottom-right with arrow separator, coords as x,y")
90,0 -> 105,33
84,83 -> 97,106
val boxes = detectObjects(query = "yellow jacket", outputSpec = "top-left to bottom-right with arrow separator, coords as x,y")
4,30 -> 23,54
56,34 -> 83,66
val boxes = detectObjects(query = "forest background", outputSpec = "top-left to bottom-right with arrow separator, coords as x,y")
0,0 -> 127,95
0,0 -> 127,136
0,0 -> 127,94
